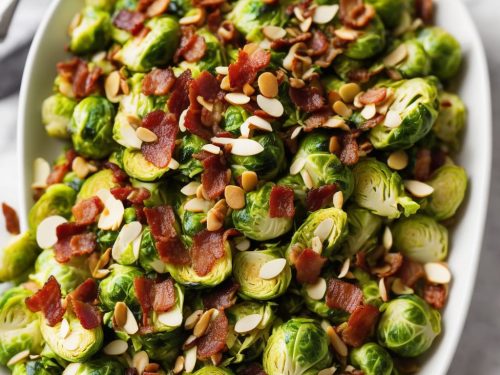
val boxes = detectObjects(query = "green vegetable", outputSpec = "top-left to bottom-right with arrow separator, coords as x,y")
77,169 -> 118,202
59,357 -> 126,374
385,39 -> 431,78
123,149 -> 169,181
29,184 -> 76,231
99,264 -> 144,313
344,15 -> 386,60
351,342 -> 394,375
175,134 -> 206,179
342,205 -> 383,257
193,366 -> 235,375
41,94 -> 77,139
365,0 -> 405,28
0,232 -> 39,282
432,92 -> 466,150
138,228 -> 166,273
70,7 -> 111,55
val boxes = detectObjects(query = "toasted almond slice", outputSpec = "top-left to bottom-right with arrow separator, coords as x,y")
7,350 -> 30,367
194,309 -> 215,337
58,318 -> 70,339
136,127 -> 158,143
387,150 -> 408,170
201,144 -> 221,154
383,43 -> 408,67
98,196 -> 125,231
391,278 -> 414,295
361,103 -> 377,120
322,116 -> 348,130
112,221 -> 142,262
234,314 -> 263,333
334,27 -> 358,41
306,277 -> 327,300
293,6 -> 305,21
245,115 -> 273,132
384,110 -> 403,128
333,191 -> 344,209
197,96 -> 214,112
63,363 -> 81,375
220,75 -> 231,91
311,236 -> 322,254
243,83 -> 255,96
259,258 -> 287,279
300,17 -> 312,32
262,25 -> 286,40
290,77 -> 305,88
207,210 -> 224,231
300,169 -> 314,189
318,367 -> 337,375
241,171 -> 258,192
63,333 -> 81,351
185,198 -> 213,213
333,100 -> 352,118
184,346 -> 197,373
179,109 -> 188,132
181,181 -> 201,196
146,0 -> 169,17
225,185 -> 246,210
32,157 -> 51,189
338,258 -> 350,279
383,226 -> 393,250
158,307 -> 183,327
72,156 -> 90,179
289,157 -> 306,175
114,301 -> 128,329
179,8 -> 205,25
353,91 -> 364,108
339,82 -> 361,103
258,72 -> 279,98
312,4 -> 339,24
93,269 -> 111,279
215,66 -> 229,75
104,340 -> 128,356
235,237 -> 251,251
290,126 -> 303,140
379,278 -> 388,302
283,42 -> 306,71
327,326 -> 348,357
185,310 -> 203,330
123,305 -> 139,335
168,158 -> 179,170
105,71 -> 121,103
404,180 -> 434,198
132,351 -> 149,375
36,215 -> 67,249
173,355 -> 185,374
184,334 -> 197,348
329,135 -> 342,155
229,138 -> 264,156
314,218 -> 334,242
424,262 -> 452,284
225,93 -> 251,105
256,95 -> 284,117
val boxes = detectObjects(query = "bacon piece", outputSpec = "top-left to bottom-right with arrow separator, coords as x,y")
340,133 -> 359,166
339,0 -> 375,29
196,310 -> 229,359
192,229 -> 225,277
347,68 -> 380,83
197,152 -> 229,200
54,222 -> 89,263
359,88 -> 387,105
175,27 -> 207,63
203,279 -> 240,310
127,188 -> 151,204
141,110 -> 179,168
153,278 -> 176,312
207,9 -> 222,33
113,10 -> 145,35
104,162 -> 129,184
360,113 -> 385,130
142,68 -> 176,96
72,60 -> 102,99
111,186 -> 135,201
71,300 -> 102,329
356,251 -> 369,271
413,148 -> 432,181
157,235 -> 191,265
72,197 -> 104,225
70,278 -> 98,303
308,30 -> 329,57
294,248 -> 327,284
228,49 -> 271,89
134,277 -> 154,325
423,283 -> 447,309
271,33 -> 312,50
70,232 -> 97,257
397,258 -> 425,287
269,186 -> 295,218
185,34 -> 207,63
374,252 -> 404,278
341,304 -> 380,347
135,277 -> 176,325
306,184 -> 337,211
168,70 -> 193,119
415,0 -> 433,24
325,278 -> 363,313
1,203 -> 20,235
304,110 -> 331,131
47,149 -> 77,186
25,276 -> 65,327
289,86 -> 326,112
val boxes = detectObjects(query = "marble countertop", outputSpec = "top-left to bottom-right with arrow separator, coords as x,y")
0,0 -> 498,373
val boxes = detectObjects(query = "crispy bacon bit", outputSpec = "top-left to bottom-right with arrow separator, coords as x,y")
70,232 -> 97,257
134,277 -> 154,325
325,278 -> 363,313
341,304 -> 380,347
113,10 -> 145,35
153,278 -> 176,312
415,0 -> 433,24
306,184 -> 337,211
72,59 -> 102,99
340,133 -> 359,166
228,49 -> 271,89
271,33 -> 312,50
168,70 -> 193,119
203,279 -> 240,310
269,186 -> 295,218
423,283 -> 447,309
196,310 -> 229,359
157,236 -> 191,265
127,187 -> 151,204
141,110 -> 179,168
359,88 -> 387,105
196,152 -> 230,200
294,248 -> 327,284
54,222 -> 90,263
207,9 -> 222,33
70,278 -> 98,303
356,251 -> 369,271
397,258 -> 425,287
135,277 -> 176,325
72,197 -> 104,225
347,68 -> 379,83
413,148 -> 432,181
289,86 -> 326,112
47,149 -> 77,186
25,276 -> 65,326
339,0 -> 375,29
137,0 -> 154,11
308,30 -> 329,57
111,186 -> 134,201
142,68 -> 176,96
175,26 -> 207,64
104,161 -> 129,184
1,203 -> 20,235
304,110 -> 331,131
71,299 -> 102,329
360,113 -> 385,130
192,229 -> 225,276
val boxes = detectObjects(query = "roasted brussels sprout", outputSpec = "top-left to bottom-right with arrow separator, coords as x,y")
342,205 -> 383,257
301,277 -> 350,323
0,232 -> 39,282
11,356 -> 63,375
70,6 -> 111,55
344,16 -> 386,60
222,105 -> 249,135
232,183 -> 293,241
377,295 -> 441,357
131,329 -> 184,363
99,264 -> 144,313
365,0 -> 405,29
351,342 -> 394,375
384,39 -> 431,78
29,184 -> 76,231
175,134 -> 206,179
352,159 -> 419,219
391,214 -> 448,263
69,97 -> 115,159
263,318 -> 333,375
354,269 -> 383,308
41,94 -> 77,139
60,357 -> 126,374
138,228 -> 167,273
432,92 -> 466,150
193,367 -> 235,375
76,169 -> 119,202
123,149 -> 169,182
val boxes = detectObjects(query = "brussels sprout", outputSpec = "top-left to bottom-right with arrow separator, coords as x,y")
384,39 -> 431,78
422,164 -> 467,221
175,134 -> 206,179
344,16 -> 386,60
11,357 -> 63,375
131,180 -> 172,207
391,214 -> 448,263
333,55 -> 371,82
176,204 -> 206,237
365,0 -> 405,28
287,207 -> 348,260
151,282 -> 184,332
263,318 -> 333,375
70,7 -> 111,55
342,206 -> 383,257
41,94 -> 77,139
69,97 -> 115,159
0,287 -> 44,365
77,169 -> 119,202
0,232 -> 39,282
352,159 -> 419,219
432,92 -> 466,150
85,0 -> 116,11
351,342 -> 394,375
232,183 -> 293,241
418,26 -> 462,80
29,250 -> 90,295
115,16 -> 180,72
139,228 -> 167,273
123,149 -> 169,182
222,105 -> 249,135
377,295 -> 441,357
131,329 -> 185,363
227,0 -> 287,42
369,78 -> 439,150
115,0 -> 137,11
60,357 -> 126,374
29,184 -> 77,231
99,264 -> 144,313
353,269 -> 383,308
193,367 -> 234,375
63,172 -> 85,192
233,246 -> 291,300
230,133 -> 286,181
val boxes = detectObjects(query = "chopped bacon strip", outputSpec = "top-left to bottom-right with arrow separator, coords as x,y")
69,232 -> 97,257
415,0 -> 433,24
25,276 -> 65,326
72,59 -> 103,99
127,188 -> 151,204
348,68 -> 381,83
339,0 -> 375,29
157,236 -> 191,265
413,148 -> 432,181
153,278 -> 176,312
308,30 -> 329,57
168,70 -> 193,119
175,26 -> 207,63
196,152 -> 229,200
359,88 -> 387,105
135,277 -> 176,325
113,10 -> 145,35
306,184 -> 337,211
71,299 -> 102,329
203,279 -> 240,310
72,197 -> 104,225
340,133 -> 359,166
271,32 -> 312,50
397,258 -> 425,287
196,310 -> 229,359
142,68 -> 176,96
70,278 -> 98,303
325,278 -> 363,313
356,251 -> 369,271
141,110 -> 179,168
192,229 -> 226,276
304,110 -> 331,131
360,114 -> 385,130
110,186 -> 134,201
341,304 -> 380,347
134,277 -> 154,325
423,283 -> 447,309
104,162 -> 129,184
54,222 -> 90,263
289,86 -> 326,112
294,248 -> 327,284
207,9 -> 222,33
1,203 -> 20,235
269,186 -> 295,218
228,49 -> 271,89
374,252 -> 404,278
47,149 -> 77,186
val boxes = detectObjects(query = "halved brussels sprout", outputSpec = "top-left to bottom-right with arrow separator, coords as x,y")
369,78 -> 439,150
0,287 -> 44,365
138,228 -> 167,273
99,264 -> 144,313
70,6 -> 111,55
29,184 -> 77,231
353,268 -> 383,308
176,202 -> 206,237
232,183 -> 293,241
11,356 -> 63,375
115,16 -> 180,72
151,282 -> 184,333
77,169 -> 119,202
222,105 -> 249,135
123,149 -> 169,182
175,134 -> 206,179
233,246 -> 291,300
193,367 -> 235,375
365,0 -> 405,28
41,94 -> 77,139
391,214 -> 448,263
131,329 -> 185,363
418,26 -> 462,80
344,16 -> 386,60
385,39 -> 431,78
432,92 -> 466,150
351,342 -> 394,375
377,295 -> 441,357
263,318 -> 332,375
342,205 -> 383,257
60,357 -> 126,374
352,159 -> 419,219
0,232 -> 39,282
69,97 -> 115,159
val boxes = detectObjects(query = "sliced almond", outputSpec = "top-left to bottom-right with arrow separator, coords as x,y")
220,75 -> 231,91
383,43 -> 408,67
383,226 -> 393,250
384,110 -> 403,128
104,340 -> 128,356
112,221 -> 142,262
179,109 -> 188,132
241,116 -> 273,138
7,350 -> 30,367
229,138 -> 264,156
173,355 -> 185,374
32,157 -> 51,189
225,185 -> 246,210
290,126 -> 303,140
241,171 -> 258,192
105,71 -> 121,103
404,180 -> 434,198
387,150 -> 408,170
353,91 -> 364,108
201,144 -> 221,155
312,4 -> 339,24
318,367 -> 337,375
194,309 -> 215,337
132,351 -> 149,375
339,82 -> 361,103
234,314 -> 262,333
327,326 -> 348,357
58,318 -> 70,339
424,262 -> 452,284
283,42 -> 306,71
259,258 -> 287,280
300,17 -> 312,32
293,6 -> 305,21
333,100 -> 352,118
181,181 -> 201,196
243,83 -> 255,96
391,278 -> 414,295
197,96 -> 214,112
289,77 -> 305,88
305,277 -> 327,300
338,258 -> 350,279
184,346 -> 197,373
72,156 -> 91,179
123,305 -> 139,335
311,236 -> 322,254
168,158 -> 179,170
262,25 -> 286,41
334,28 -> 359,41
185,310 -> 203,330
329,136 -> 342,154
258,72 -> 279,98
184,198 -> 213,213
179,8 -> 205,25
225,92 -> 251,105
314,218 -> 334,242
158,307 -> 183,327
114,117 -> 143,150
333,191 -> 344,209
361,103 -> 377,120
379,278 -> 388,302
36,215 -> 67,249
207,205 -> 225,232
235,237 -> 251,251
256,95 -> 284,117
146,0 -> 169,17
215,66 -> 229,75
63,363 -> 81,375
98,195 -> 125,231
114,302 -> 128,329
289,157 -> 306,175
322,116 -> 348,130
184,334 -> 197,347
300,169 -> 314,189
136,127 -> 158,143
